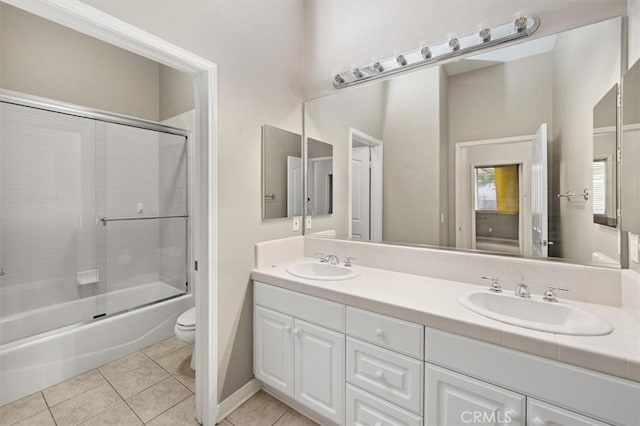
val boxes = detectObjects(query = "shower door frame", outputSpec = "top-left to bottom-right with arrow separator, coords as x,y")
0,1 -> 219,424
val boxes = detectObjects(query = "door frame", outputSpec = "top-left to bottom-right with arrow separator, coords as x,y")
455,135 -> 533,255
1,1 -> 219,423
349,128 -> 383,240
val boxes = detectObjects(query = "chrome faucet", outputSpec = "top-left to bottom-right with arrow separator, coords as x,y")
344,257 -> 356,267
315,252 -> 329,263
515,283 -> 531,298
481,276 -> 502,293
326,254 -> 340,265
543,286 -> 569,302
0,268 -> 4,277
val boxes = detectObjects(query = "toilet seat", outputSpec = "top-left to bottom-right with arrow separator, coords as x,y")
177,307 -> 195,328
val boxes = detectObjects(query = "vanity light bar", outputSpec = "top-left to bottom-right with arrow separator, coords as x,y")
332,14 -> 540,89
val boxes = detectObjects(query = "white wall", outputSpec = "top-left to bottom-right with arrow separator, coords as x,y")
303,0 -> 627,99
0,3 -> 161,121
381,67 -> 443,245
552,18 -> 621,264
80,0 -> 304,401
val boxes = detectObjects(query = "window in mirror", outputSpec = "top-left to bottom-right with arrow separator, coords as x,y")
592,160 -> 607,216
307,138 -> 334,216
262,125 -> 302,220
474,165 -> 521,254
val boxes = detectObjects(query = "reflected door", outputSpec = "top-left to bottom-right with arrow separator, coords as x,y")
531,123 -> 548,257
351,147 -> 370,240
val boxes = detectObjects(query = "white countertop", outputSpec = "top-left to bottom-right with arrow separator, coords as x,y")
252,257 -> 640,383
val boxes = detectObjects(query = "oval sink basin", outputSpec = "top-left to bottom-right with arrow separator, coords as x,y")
286,261 -> 360,281
459,291 -> 613,336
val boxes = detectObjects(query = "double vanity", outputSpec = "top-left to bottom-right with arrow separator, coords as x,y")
251,247 -> 640,426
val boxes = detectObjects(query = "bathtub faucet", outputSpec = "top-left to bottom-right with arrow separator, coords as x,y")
0,268 -> 4,277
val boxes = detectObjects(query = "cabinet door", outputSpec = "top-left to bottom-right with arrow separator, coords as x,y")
425,364 -> 525,426
294,318 -> 345,424
528,399 -> 610,426
254,306 -> 294,398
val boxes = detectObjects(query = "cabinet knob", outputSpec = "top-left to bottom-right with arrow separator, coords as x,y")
375,328 -> 384,337
284,325 -> 291,332
531,418 -> 546,426
292,328 -> 299,335
505,409 -> 521,421
375,370 -> 384,379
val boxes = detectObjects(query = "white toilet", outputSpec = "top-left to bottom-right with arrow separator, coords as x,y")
175,307 -> 196,370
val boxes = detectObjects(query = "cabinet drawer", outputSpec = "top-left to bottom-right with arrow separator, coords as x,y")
347,384 -> 422,426
528,399 -> 610,426
425,363 -> 525,426
254,281 -> 345,332
347,337 -> 423,415
346,307 -> 423,359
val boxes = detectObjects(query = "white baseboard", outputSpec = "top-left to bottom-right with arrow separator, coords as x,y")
216,378 -> 262,422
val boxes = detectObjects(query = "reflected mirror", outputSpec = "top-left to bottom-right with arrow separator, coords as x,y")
262,125 -> 302,219
622,59 -> 640,235
304,17 -> 623,267
307,138 -> 334,216
592,85 -> 618,228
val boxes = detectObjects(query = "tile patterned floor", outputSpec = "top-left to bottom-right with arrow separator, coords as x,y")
0,337 -> 316,426
0,337 -> 196,426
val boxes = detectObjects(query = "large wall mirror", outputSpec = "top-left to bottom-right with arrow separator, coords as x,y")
262,125 -> 302,220
622,59 -> 640,236
304,17 -> 624,268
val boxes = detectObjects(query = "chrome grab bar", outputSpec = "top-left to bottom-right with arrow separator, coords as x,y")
557,188 -> 589,201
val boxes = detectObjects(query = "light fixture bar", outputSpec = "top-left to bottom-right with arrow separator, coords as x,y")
332,14 -> 540,89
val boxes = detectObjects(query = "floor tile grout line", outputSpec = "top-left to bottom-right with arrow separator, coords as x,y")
45,369 -> 107,409
101,361 -> 171,401
122,396 -> 146,425
140,391 -> 193,425
271,407 -> 290,425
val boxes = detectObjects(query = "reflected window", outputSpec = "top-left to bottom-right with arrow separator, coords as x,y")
592,160 -> 607,215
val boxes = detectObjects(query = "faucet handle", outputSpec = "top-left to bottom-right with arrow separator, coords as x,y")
314,252 -> 328,263
344,257 -> 356,267
481,276 -> 502,293
543,286 -> 569,302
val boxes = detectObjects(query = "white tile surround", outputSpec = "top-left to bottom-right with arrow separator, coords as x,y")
253,235 -> 640,381
257,235 -> 628,307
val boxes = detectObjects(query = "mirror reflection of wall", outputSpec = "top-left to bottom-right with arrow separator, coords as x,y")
304,17 -> 622,267
592,85 -> 618,228
262,125 -> 302,220
622,59 -> 640,239
307,138 -> 334,216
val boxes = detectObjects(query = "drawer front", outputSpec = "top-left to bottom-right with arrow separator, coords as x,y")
346,307 -> 423,359
254,281 -> 345,332
347,337 -> 423,415
425,363 -> 526,426
528,399 -> 611,426
346,384 -> 422,426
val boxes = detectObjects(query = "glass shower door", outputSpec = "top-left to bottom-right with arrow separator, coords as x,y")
98,122 -> 188,316
0,102 -> 99,345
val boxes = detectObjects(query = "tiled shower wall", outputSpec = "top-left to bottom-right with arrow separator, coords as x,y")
0,102 -> 189,318
0,103 -> 96,316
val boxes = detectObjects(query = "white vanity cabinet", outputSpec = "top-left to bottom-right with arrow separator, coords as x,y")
294,319 -> 345,424
527,399 -> 611,426
425,364 -> 525,426
254,306 -> 295,398
254,282 -> 345,424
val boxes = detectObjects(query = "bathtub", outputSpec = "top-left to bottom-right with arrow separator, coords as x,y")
0,282 -> 192,405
